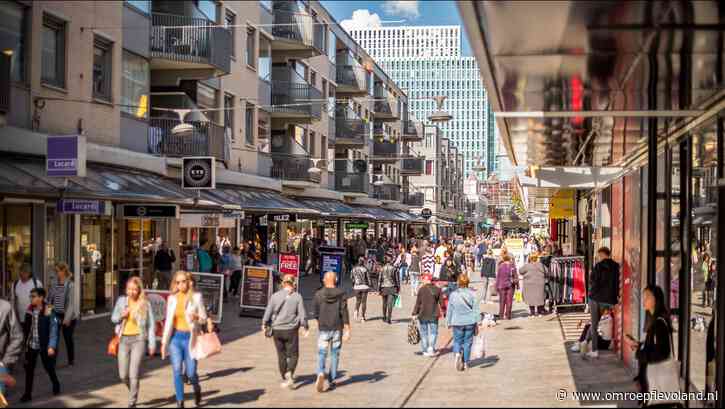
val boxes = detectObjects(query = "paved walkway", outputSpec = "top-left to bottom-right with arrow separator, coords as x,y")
12,269 -> 637,408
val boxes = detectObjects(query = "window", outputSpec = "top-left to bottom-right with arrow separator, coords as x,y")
93,37 -> 113,101
245,103 -> 254,145
196,0 -> 217,22
246,27 -> 256,68
310,70 -> 317,87
309,131 -> 316,157
258,36 -> 271,80
41,14 -> 65,88
121,51 -> 149,119
321,135 -> 327,160
125,0 -> 150,13
224,93 -> 234,140
293,125 -> 306,148
1,2 -> 27,82
225,10 -> 236,57
425,160 -> 433,175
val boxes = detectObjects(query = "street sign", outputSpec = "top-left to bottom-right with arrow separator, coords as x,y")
182,157 -> 216,189
57,199 -> 108,215
47,135 -> 86,177
345,222 -> 369,230
421,208 -> 432,219
121,204 -> 179,218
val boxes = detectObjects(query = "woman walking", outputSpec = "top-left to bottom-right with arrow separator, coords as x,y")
394,247 -> 410,285
351,258 -> 372,322
161,271 -> 213,408
228,247 -> 244,298
496,255 -> 517,320
408,248 -> 422,297
111,276 -> 156,408
519,254 -> 547,317
446,274 -> 480,372
48,263 -> 77,367
378,255 -> 400,324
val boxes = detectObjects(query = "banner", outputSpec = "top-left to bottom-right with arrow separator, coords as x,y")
240,266 -> 273,312
279,253 -> 300,278
192,272 -> 224,323
549,189 -> 576,219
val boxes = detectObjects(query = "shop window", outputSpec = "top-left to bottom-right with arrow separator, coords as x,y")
1,205 -> 32,296
80,216 -> 113,315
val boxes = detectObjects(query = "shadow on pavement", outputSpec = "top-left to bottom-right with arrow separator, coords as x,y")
336,371 -> 389,387
203,388 -> 265,406
199,366 -> 254,381
470,354 -> 500,369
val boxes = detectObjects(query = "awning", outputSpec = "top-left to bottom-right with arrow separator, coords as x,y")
201,188 -> 318,215
392,210 -> 427,223
0,156 -> 220,207
295,198 -> 372,220
351,205 -> 407,222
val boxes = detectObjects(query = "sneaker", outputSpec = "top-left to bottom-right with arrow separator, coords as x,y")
326,382 -> 336,392
570,343 -> 581,353
361,317 -> 366,323
454,353 -> 464,371
19,395 -> 32,403
586,351 -> 599,360
353,311 -> 358,321
315,373 -> 326,393
286,372 -> 295,389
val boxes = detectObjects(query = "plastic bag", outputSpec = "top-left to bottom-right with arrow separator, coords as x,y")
514,289 -> 523,303
471,333 -> 486,360
394,295 -> 403,309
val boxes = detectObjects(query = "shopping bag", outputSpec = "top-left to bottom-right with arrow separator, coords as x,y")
514,289 -> 523,303
471,333 -> 486,360
394,295 -> 403,309
407,320 -> 421,345
192,332 -> 222,360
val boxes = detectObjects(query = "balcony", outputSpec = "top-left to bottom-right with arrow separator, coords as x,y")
271,5 -> 324,57
150,13 -> 232,75
403,192 -> 425,207
373,183 -> 401,202
373,84 -> 400,121
372,140 -> 399,164
336,57 -> 370,95
334,162 -> 370,196
270,153 -> 321,184
401,157 -> 424,176
0,54 -> 9,113
148,118 -> 227,161
270,67 -> 323,122
335,109 -> 369,148
402,120 -> 423,142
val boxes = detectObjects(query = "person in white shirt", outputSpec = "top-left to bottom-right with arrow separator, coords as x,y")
10,264 -> 42,324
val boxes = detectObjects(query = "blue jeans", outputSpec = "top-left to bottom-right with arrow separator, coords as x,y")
169,331 -> 198,402
410,271 -> 421,295
317,330 -> 342,382
452,324 -> 476,363
399,265 -> 408,284
0,366 -> 7,394
418,320 -> 439,353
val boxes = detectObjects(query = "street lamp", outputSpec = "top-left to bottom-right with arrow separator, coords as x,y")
428,96 -> 453,123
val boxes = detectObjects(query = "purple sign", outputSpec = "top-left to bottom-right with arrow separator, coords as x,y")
57,199 -> 104,214
47,135 -> 86,177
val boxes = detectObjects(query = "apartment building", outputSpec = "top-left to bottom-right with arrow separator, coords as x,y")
0,0 -> 430,319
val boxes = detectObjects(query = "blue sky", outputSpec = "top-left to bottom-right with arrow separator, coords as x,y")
321,0 -> 472,56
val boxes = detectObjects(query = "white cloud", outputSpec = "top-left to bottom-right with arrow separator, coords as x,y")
381,0 -> 420,20
340,9 -> 383,32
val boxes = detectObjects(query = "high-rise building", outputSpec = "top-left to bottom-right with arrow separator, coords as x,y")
347,25 -> 495,178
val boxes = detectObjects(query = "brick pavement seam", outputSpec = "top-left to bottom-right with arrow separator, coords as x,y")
394,335 -> 454,408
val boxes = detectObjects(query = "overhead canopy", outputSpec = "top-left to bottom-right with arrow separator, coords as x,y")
351,205 -> 408,222
202,188 -> 318,215
295,198 -> 372,220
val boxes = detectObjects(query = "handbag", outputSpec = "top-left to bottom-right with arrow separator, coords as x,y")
471,333 -> 486,360
192,331 -> 222,360
107,335 -> 120,357
265,295 -> 289,338
407,320 -> 421,345
646,318 -> 682,406
394,295 -> 403,309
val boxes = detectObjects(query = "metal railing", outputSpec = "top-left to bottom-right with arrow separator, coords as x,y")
373,184 -> 401,201
403,192 -> 425,207
150,13 -> 232,74
148,118 -> 226,160
336,64 -> 369,94
0,54 -> 9,113
373,140 -> 399,160
272,9 -> 323,53
270,81 -> 323,119
335,111 -> 369,146
401,157 -> 424,175
335,171 -> 370,195
270,153 -> 321,183
258,79 -> 271,108
402,120 -> 423,141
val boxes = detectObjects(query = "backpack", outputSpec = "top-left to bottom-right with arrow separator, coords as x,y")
14,277 -> 40,298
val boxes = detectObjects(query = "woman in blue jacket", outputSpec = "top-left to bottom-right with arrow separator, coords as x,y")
446,273 -> 481,372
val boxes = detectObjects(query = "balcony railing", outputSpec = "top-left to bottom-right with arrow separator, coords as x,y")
373,184 -> 401,202
336,110 -> 369,147
373,140 -> 399,163
401,157 -> 424,175
270,81 -> 322,120
335,171 -> 370,195
373,85 -> 399,121
270,153 -> 321,184
403,192 -> 425,207
336,64 -> 369,95
150,13 -> 232,74
0,54 -> 9,113
271,8 -> 323,55
148,118 -> 227,161
402,120 -> 423,142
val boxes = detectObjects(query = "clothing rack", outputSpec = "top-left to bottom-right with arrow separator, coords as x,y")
546,256 -> 586,309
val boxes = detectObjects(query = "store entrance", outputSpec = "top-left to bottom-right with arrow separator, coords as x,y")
80,215 -> 114,315
120,218 -> 171,291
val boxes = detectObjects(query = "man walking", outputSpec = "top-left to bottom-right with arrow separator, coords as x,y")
412,274 -> 442,357
11,264 -> 42,325
587,247 -> 620,359
263,274 -> 309,389
378,255 -> 400,325
0,295 -> 23,396
351,258 -> 372,322
153,241 -> 175,290
312,272 -> 351,392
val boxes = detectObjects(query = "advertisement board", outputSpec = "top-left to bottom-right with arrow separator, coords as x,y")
192,272 -> 224,323
279,253 -> 300,278
240,266 -> 273,316
319,246 -> 345,287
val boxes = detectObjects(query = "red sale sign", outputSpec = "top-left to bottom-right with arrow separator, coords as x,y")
279,253 -> 300,278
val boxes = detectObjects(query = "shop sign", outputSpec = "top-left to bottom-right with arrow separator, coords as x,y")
549,189 -> 575,219
182,157 -> 216,190
181,213 -> 236,228
222,209 -> 245,219
57,199 -> 108,215
421,208 -> 432,219
270,214 -> 297,222
319,246 -> 345,288
240,266 -> 273,313
122,204 -> 179,219
47,134 -> 87,177
279,253 -> 300,279
192,272 -> 224,323
259,215 -> 268,227
345,222 -> 369,230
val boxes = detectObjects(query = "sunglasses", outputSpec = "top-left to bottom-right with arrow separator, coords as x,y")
175,280 -> 188,284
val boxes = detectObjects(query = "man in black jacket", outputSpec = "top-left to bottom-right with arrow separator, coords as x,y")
377,256 -> 400,325
312,272 -> 351,393
412,274 -> 442,356
153,241 -> 175,290
587,247 -> 620,359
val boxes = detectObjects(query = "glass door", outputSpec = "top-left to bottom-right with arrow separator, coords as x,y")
80,215 -> 114,315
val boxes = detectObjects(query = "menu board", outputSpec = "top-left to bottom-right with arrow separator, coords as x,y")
320,246 -> 345,288
191,272 -> 224,323
240,266 -> 273,314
